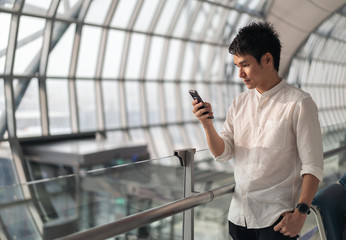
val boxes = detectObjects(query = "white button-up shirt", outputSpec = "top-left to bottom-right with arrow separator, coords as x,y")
215,80 -> 324,229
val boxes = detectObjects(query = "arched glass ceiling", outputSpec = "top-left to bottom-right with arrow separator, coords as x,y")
287,4 -> 346,139
0,0 -> 271,159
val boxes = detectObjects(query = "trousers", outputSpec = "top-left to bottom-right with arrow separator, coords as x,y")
228,216 -> 298,240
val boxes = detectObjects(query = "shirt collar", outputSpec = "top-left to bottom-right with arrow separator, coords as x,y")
256,79 -> 286,97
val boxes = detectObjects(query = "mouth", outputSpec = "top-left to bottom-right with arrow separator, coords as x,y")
243,79 -> 251,84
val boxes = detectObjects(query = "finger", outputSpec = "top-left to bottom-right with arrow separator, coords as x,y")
192,102 -> 204,113
273,222 -> 281,232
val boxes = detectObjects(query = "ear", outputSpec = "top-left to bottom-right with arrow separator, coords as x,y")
263,52 -> 273,66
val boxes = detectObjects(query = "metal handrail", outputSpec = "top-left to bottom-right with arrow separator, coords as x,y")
60,183 -> 235,240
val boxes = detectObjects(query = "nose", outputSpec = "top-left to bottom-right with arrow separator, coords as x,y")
238,67 -> 246,78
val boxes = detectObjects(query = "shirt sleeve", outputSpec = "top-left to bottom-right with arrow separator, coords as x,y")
294,96 -> 324,181
215,103 -> 235,163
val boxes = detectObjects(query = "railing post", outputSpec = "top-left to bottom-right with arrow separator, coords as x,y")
174,148 -> 196,240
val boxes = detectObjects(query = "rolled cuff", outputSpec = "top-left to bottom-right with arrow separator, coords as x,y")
214,138 -> 232,163
300,166 -> 324,182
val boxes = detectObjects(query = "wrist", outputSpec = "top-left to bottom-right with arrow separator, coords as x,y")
295,203 -> 311,215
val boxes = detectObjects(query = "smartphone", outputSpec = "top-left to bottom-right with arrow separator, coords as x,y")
189,90 -> 214,119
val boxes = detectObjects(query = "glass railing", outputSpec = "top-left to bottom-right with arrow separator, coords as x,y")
0,154 -> 188,240
1,138 -> 345,240
0,148 -> 236,240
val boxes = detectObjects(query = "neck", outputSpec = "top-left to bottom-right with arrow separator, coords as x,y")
257,74 -> 281,94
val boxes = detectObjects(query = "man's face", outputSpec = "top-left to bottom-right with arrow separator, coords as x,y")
233,54 -> 268,93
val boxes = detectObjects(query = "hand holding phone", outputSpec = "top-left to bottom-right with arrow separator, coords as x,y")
189,90 -> 214,119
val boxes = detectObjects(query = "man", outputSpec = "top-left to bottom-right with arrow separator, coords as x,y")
192,22 -> 324,240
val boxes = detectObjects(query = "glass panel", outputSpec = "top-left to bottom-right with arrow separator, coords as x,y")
76,26 -> 102,77
181,82 -> 193,121
47,23 -> 75,76
190,2 -> 209,41
133,0 -> 160,32
0,1 -> 14,9
13,16 -> 45,74
173,1 -> 197,38
110,0 -> 137,29
146,36 -> 164,79
149,127 -> 170,158
194,149 -> 234,191
0,79 -> 5,123
164,39 -> 181,80
125,33 -> 146,79
47,79 -> 71,134
57,0 -> 81,17
185,123 -> 205,149
154,0 -> 179,35
23,0 -> 52,15
84,0 -> 112,25
206,6 -> 224,42
210,46 -> 223,81
76,80 -> 97,131
164,82 -> 177,123
196,43 -> 209,81
0,155 -> 184,239
0,13 -> 11,74
0,142 -> 17,188
168,125 -> 186,150
194,194 -> 231,240
1,204 -> 41,240
146,82 -> 160,125
129,128 -> 146,144
125,81 -> 141,127
102,80 -> 121,129
119,214 -> 183,239
15,78 -> 42,137
102,30 -> 125,78
181,42 -> 195,81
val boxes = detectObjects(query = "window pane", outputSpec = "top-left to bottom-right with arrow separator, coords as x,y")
85,0 -> 112,25
76,80 -> 97,131
47,79 -> 71,134
57,0 -> 81,17
181,42 -> 195,81
129,128 -> 146,144
76,26 -> 102,77
181,82 -> 193,121
125,81 -> 141,127
110,0 -> 137,29
0,79 -> 4,122
146,36 -> 164,79
125,33 -> 146,79
168,125 -> 185,150
47,23 -> 75,76
0,13 -> 11,74
150,127 -> 170,158
13,16 -> 45,74
154,0 -> 179,35
133,0 -> 160,32
164,39 -> 181,80
164,82 -> 177,123
102,30 -> 125,78
23,0 -> 52,15
146,82 -> 160,124
15,78 -> 41,137
102,80 -> 121,129
173,1 -> 197,38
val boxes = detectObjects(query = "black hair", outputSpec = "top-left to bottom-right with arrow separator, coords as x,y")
229,22 -> 282,71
